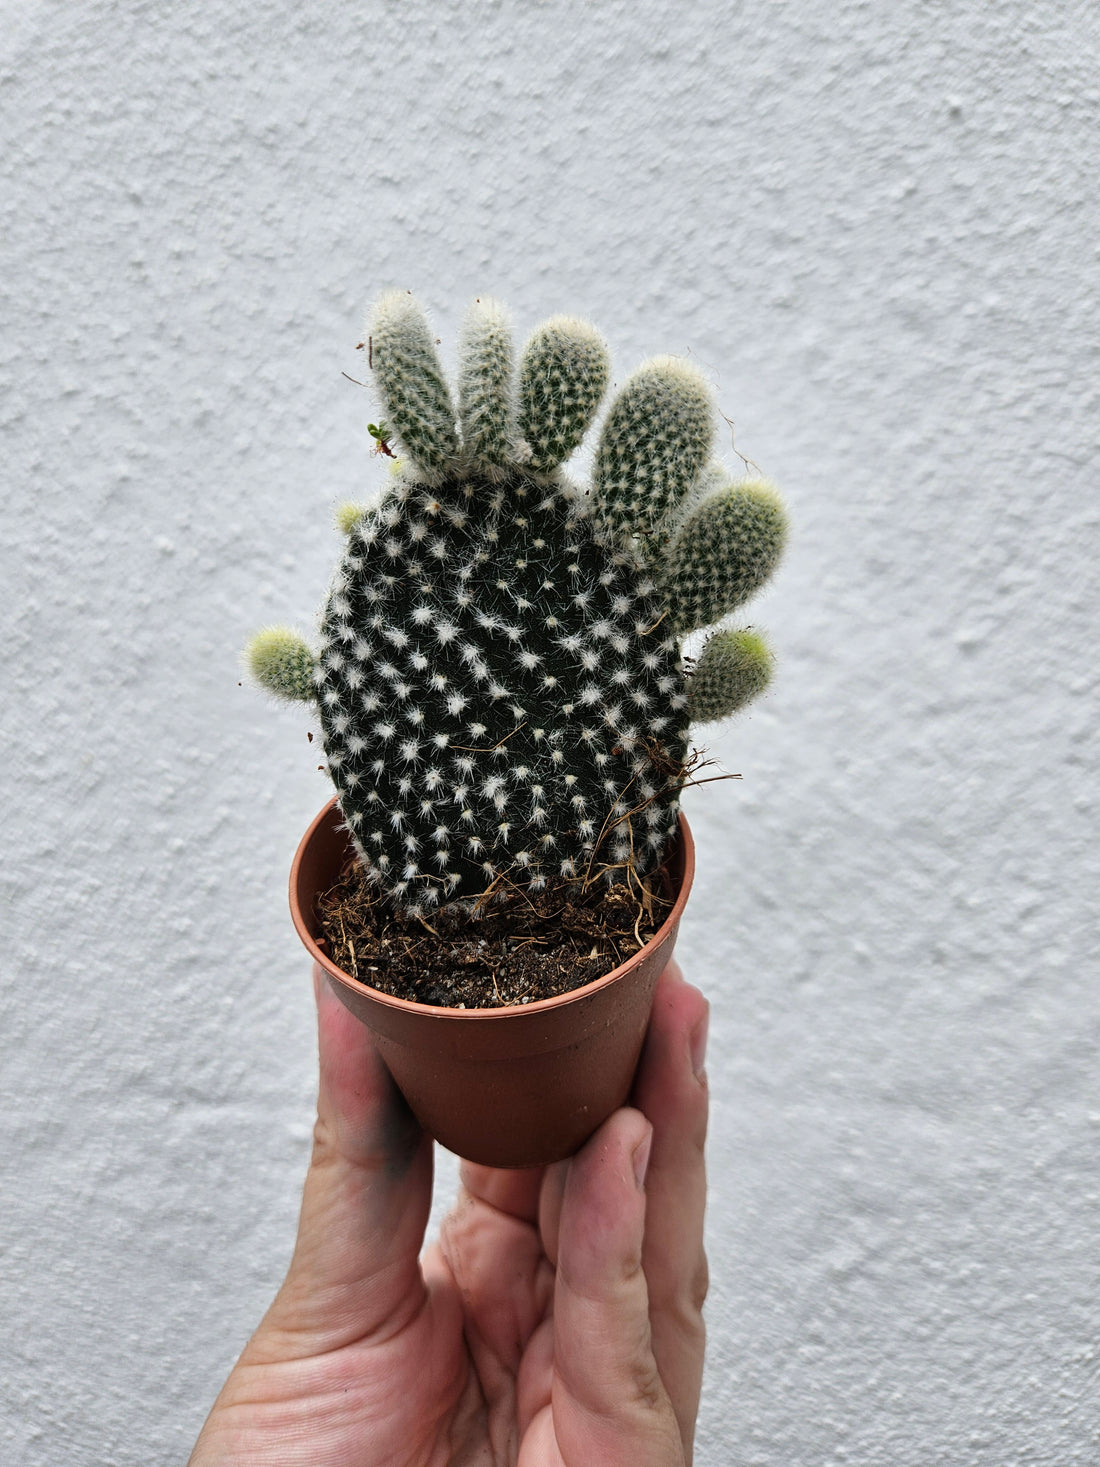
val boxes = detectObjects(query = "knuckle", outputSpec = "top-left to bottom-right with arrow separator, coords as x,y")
689,1252 -> 710,1314
625,1349 -> 667,1417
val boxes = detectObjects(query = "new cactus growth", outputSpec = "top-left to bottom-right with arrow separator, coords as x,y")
247,293 -> 786,917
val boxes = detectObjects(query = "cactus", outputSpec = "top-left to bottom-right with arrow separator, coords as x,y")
247,293 -> 787,916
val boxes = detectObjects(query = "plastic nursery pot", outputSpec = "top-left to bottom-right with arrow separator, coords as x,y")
289,799 -> 695,1168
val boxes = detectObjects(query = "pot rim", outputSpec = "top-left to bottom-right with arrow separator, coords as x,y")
290,798 -> 695,1023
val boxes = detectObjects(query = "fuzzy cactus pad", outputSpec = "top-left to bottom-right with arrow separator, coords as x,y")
318,473 -> 687,911
247,293 -> 787,916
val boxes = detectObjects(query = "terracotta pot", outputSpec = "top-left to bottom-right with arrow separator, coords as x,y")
289,800 -> 695,1168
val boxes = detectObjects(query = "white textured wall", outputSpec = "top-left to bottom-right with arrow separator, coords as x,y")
3,2 -> 1097,1462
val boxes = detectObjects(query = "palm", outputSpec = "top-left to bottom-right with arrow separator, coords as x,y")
191,964 -> 707,1466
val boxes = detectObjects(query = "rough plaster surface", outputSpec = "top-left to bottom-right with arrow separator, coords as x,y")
2,1 -> 1097,1462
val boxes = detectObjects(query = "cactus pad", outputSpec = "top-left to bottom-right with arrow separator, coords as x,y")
248,293 -> 788,916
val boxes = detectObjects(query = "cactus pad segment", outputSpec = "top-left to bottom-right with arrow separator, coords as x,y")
518,316 -> 610,470
458,297 -> 515,466
663,479 -> 787,633
246,627 -> 317,703
688,628 -> 774,723
368,292 -> 459,474
592,356 -> 714,553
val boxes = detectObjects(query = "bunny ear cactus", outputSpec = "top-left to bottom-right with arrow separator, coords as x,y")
247,292 -> 787,916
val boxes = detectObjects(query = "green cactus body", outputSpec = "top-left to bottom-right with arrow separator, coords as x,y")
319,472 -> 686,911
247,294 -> 788,917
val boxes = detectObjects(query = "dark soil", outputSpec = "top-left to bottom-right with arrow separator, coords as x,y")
315,862 -> 674,1009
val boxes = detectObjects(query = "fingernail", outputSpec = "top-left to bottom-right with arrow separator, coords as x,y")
632,1129 -> 653,1191
690,1011 -> 709,1080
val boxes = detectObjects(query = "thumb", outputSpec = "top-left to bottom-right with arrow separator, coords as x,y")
550,1109 -> 686,1465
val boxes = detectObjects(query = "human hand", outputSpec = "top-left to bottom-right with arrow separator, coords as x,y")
189,960 -> 709,1465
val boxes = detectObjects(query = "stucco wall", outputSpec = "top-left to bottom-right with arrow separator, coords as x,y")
3,2 -> 1097,1462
